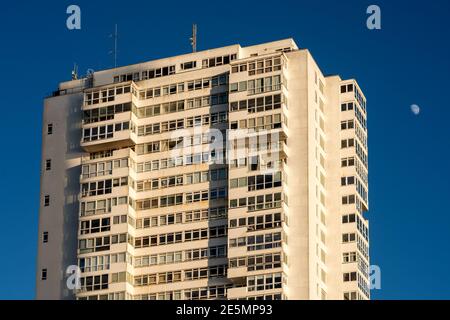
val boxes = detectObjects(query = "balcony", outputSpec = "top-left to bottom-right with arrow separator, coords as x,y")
227,286 -> 247,299
228,266 -> 247,280
227,245 -> 248,259
81,129 -> 137,152
81,148 -> 136,163
244,125 -> 288,141
230,141 -> 288,167
227,226 -> 247,239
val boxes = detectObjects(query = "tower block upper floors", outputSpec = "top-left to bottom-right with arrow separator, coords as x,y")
226,52 -> 288,300
77,58 -> 235,300
36,38 -> 369,300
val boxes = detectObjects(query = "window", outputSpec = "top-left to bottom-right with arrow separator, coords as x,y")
202,54 -> 236,68
81,218 -> 111,234
238,172 -> 282,191
230,253 -> 282,271
47,124 -> 53,135
229,192 -> 283,212
342,233 -> 356,243
343,252 -> 357,263
340,84 -> 353,93
247,273 -> 282,292
233,56 -> 282,76
341,138 -> 355,149
79,234 -> 126,253
138,75 -> 226,100
80,274 -> 109,291
80,254 -> 111,272
80,197 -> 126,217
143,65 -> 175,80
83,121 -> 131,142
341,176 -> 355,186
238,81 -> 247,92
342,214 -> 356,224
341,102 -> 354,112
230,231 -> 282,251
343,272 -> 357,282
81,177 -> 126,197
344,291 -> 358,300
41,269 -> 47,280
342,194 -> 356,205
230,94 -> 283,114
341,157 -> 355,167
181,61 -> 197,70
44,195 -> 50,207
341,120 -> 354,130
42,232 -> 49,243
231,75 -> 282,95
229,213 -> 282,231
45,159 -> 51,171
236,114 -> 283,131
83,103 -> 131,124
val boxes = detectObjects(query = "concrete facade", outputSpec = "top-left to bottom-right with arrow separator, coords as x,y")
36,38 -> 369,300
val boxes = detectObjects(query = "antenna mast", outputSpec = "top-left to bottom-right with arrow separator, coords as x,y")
190,24 -> 197,53
109,24 -> 118,68
113,24 -> 118,68
71,63 -> 78,80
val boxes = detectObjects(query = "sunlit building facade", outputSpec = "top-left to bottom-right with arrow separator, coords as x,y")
36,38 -> 369,300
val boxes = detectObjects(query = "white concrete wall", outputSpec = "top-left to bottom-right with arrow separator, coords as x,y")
36,92 -> 84,299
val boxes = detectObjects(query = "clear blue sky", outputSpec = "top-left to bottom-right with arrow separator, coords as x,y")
0,0 -> 449,300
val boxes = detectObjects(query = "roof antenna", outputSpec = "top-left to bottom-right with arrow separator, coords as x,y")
190,24 -> 197,52
109,24 -> 118,68
71,63 -> 78,80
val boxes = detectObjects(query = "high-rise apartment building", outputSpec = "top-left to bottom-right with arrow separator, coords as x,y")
36,38 -> 369,300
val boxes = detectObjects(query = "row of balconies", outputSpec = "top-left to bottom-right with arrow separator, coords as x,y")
76,74 -> 290,299
340,90 -> 370,301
